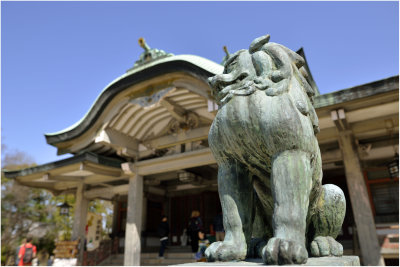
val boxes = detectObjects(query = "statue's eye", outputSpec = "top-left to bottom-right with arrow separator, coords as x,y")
226,61 -> 237,71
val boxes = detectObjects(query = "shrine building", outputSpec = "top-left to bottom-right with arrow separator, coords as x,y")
4,39 -> 399,266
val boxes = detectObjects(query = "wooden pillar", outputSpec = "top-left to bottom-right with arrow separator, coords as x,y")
141,196 -> 147,232
122,163 -> 143,266
71,183 -> 89,265
72,183 -> 89,239
333,109 -> 384,265
112,197 -> 119,237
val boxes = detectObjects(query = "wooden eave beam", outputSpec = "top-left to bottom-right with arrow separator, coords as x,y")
16,180 -> 57,191
135,148 -> 216,176
317,113 -> 398,145
321,144 -> 396,163
317,101 -> 399,130
44,174 -> 83,182
80,162 -> 122,177
142,126 -> 210,149
98,183 -> 113,188
84,184 -> 130,200
94,128 -> 139,158
83,175 -> 127,185
54,181 -> 80,191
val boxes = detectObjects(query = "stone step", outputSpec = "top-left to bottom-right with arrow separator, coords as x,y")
142,252 -> 194,259
176,256 -> 361,266
142,258 -> 196,265
142,246 -> 193,253
102,253 -> 196,266
106,259 -> 197,266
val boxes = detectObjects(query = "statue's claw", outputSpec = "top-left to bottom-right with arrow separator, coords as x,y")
205,241 -> 221,262
262,237 -> 308,265
205,241 -> 246,262
310,236 -> 343,257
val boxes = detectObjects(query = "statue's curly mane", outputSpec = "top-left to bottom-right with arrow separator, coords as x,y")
210,38 -> 319,134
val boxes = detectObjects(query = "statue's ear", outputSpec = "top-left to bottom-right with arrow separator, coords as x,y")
249,35 -> 270,54
277,45 -> 305,69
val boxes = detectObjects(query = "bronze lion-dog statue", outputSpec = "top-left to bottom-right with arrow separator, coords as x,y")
206,35 -> 346,265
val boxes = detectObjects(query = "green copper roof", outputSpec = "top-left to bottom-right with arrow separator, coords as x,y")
3,152 -> 123,179
44,53 -> 224,145
314,75 -> 399,108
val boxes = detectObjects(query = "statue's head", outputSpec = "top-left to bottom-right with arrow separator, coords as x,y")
209,35 -> 315,106
209,49 -> 257,105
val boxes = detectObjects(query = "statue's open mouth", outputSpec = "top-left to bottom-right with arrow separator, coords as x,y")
217,72 -> 248,91
212,72 -> 257,105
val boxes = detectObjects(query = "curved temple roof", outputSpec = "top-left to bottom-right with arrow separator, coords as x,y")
45,54 -> 224,147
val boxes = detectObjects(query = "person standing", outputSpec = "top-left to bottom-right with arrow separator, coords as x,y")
47,255 -> 54,266
195,230 -> 210,262
188,210 -> 203,253
157,216 -> 169,259
15,239 -> 26,266
18,236 -> 36,266
213,210 -> 225,241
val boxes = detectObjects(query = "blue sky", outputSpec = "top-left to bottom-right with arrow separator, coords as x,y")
1,1 -> 399,165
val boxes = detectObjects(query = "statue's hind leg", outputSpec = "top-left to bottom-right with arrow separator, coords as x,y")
309,184 -> 346,257
205,159 -> 255,262
248,177 -> 274,258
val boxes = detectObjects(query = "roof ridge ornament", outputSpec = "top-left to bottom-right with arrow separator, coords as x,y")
139,37 -> 151,51
127,37 -> 174,72
221,45 -> 230,65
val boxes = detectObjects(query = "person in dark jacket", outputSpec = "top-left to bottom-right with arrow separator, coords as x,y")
188,210 -> 203,253
213,211 -> 225,241
157,216 -> 169,259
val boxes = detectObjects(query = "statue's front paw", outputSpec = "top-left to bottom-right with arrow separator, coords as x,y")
310,236 -> 343,257
262,237 -> 308,265
205,241 -> 246,262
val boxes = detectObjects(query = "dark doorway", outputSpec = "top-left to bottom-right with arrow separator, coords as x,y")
169,191 -> 220,243
146,200 -> 164,232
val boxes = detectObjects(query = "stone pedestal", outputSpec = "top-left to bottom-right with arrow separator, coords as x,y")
178,256 -> 360,266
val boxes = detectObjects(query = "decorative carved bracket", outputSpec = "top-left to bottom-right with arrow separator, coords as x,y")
167,112 -> 199,134
331,109 -> 349,131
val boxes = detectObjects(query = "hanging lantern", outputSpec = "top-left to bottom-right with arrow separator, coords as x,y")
387,153 -> 399,179
58,202 -> 71,216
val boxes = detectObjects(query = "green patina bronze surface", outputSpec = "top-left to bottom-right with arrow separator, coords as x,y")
206,35 -> 346,265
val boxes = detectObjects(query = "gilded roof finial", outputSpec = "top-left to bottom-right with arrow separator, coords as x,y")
138,37 -> 150,52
